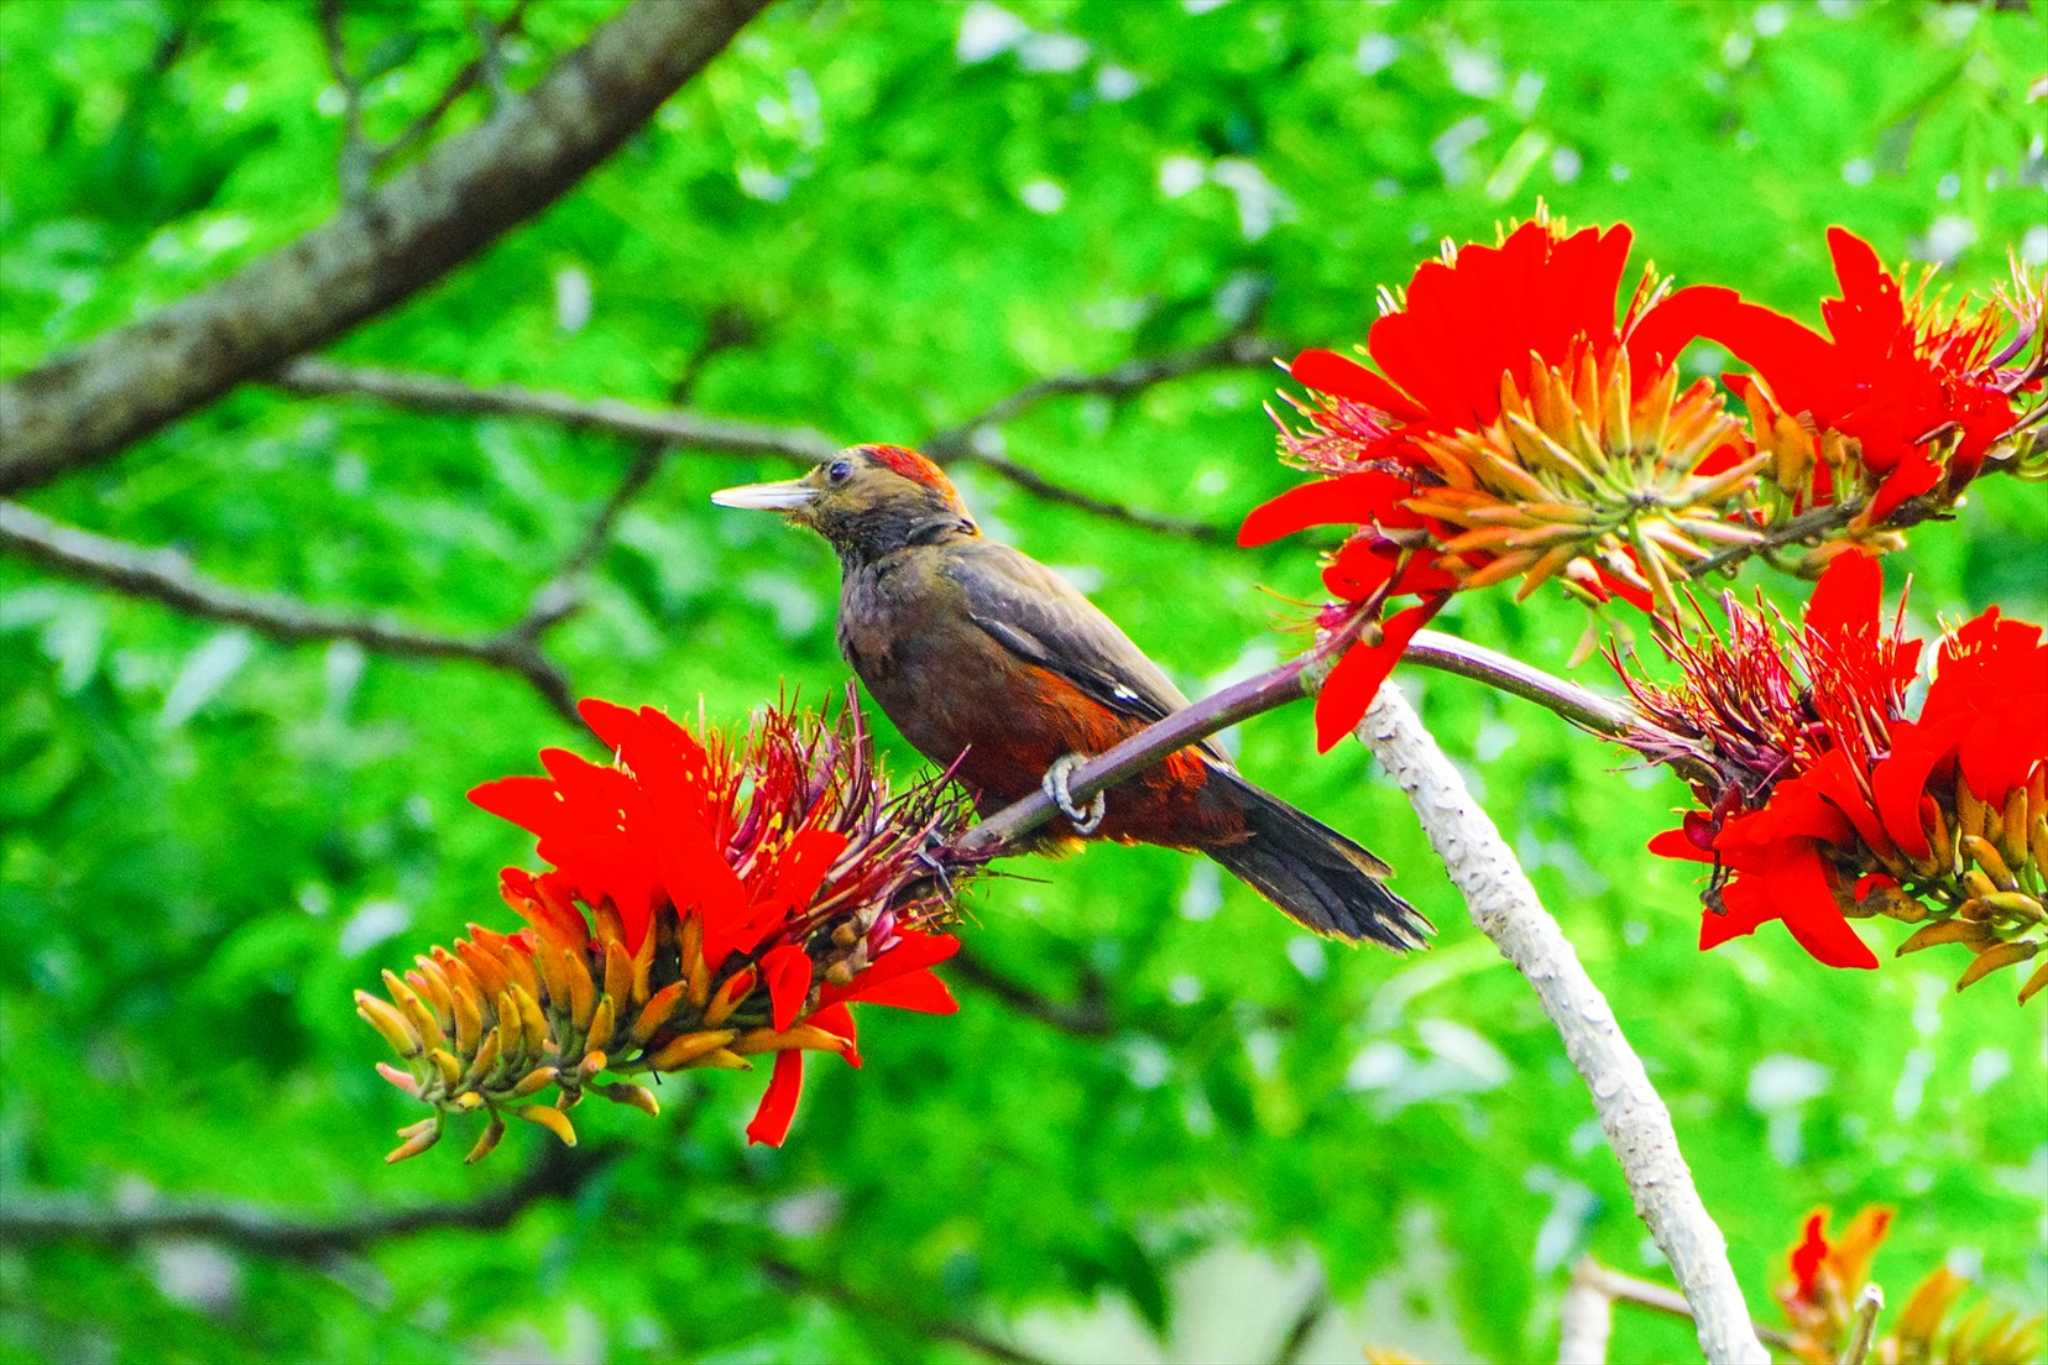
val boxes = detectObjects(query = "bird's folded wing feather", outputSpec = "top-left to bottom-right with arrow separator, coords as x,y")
944,542 -> 1229,763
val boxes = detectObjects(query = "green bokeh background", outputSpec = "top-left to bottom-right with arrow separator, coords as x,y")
2,1 -> 2044,1361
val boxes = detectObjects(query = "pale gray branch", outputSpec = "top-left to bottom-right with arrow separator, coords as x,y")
1355,683 -> 1769,1365
0,0 -> 772,494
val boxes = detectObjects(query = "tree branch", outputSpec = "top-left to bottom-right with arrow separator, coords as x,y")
944,947 -> 1113,1037
0,0 -> 772,494
273,358 -> 841,464
1564,1258 -> 1797,1357
757,1255 -> 1052,1365
0,500 -> 579,724
373,0 -> 534,172
0,1143 -> 611,1259
1353,683 -> 1767,1365
317,0 -> 372,202
272,340 -> 1266,541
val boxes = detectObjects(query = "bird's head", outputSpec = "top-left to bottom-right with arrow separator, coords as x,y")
712,444 -> 976,561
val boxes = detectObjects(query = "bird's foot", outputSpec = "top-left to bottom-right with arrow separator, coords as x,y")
1042,753 -> 1106,835
914,838 -> 957,896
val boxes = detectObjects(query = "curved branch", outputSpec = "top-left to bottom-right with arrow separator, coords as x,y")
0,1144 -> 611,1259
274,359 -> 840,464
271,347 -> 1251,541
0,500 -> 579,724
0,0 -> 772,494
1354,683 -> 1768,1365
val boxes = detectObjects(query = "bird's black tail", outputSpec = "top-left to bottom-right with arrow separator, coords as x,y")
1204,770 -> 1433,952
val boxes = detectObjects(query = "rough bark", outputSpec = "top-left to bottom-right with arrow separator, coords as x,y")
1355,683 -> 1770,1365
0,0 -> 771,493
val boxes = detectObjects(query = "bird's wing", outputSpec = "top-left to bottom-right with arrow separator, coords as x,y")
944,542 -> 1228,759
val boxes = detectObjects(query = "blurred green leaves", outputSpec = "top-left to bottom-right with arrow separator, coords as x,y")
3,0 -> 2045,1361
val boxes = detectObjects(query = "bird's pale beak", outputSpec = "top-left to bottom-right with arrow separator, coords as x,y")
710,479 -> 817,512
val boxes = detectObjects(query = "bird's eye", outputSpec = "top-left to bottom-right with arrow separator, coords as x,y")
827,459 -> 853,484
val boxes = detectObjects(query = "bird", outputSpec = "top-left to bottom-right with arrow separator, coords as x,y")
711,443 -> 1431,951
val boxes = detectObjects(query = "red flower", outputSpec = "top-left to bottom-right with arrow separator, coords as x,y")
1622,553 -> 2047,985
360,691 -> 969,1162
1242,214 -> 1762,745
1704,228 -> 2034,523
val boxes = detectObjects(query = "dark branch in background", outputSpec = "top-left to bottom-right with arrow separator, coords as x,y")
272,334 -> 1278,541
0,500 -> 581,722
945,948 -> 1113,1037
0,1144 -> 612,1259
1268,1278 -> 1330,1365
0,1150 -> 1044,1365
375,1 -> 534,172
758,1256 -> 1053,1365
317,0 -> 372,202
0,0 -> 773,494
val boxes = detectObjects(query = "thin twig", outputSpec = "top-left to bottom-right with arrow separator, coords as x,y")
317,0 -> 372,202
269,336 -> 1274,541
757,1255 -> 1052,1365
1354,683 -> 1768,1365
922,333 -> 1279,456
1838,1284 -> 1883,1365
0,500 -> 579,724
1569,1259 -> 1796,1354
273,358 -> 839,462
1559,1258 -> 1617,1365
944,948 -> 1113,1037
374,0 -> 533,171
0,1143 -> 612,1259
1268,1276 -> 1330,1365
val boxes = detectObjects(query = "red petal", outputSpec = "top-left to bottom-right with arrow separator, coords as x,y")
761,943 -> 814,1033
577,698 -> 640,750
745,1050 -> 806,1147
1238,472 -> 1418,547
1712,845 -> 1877,968
1627,284 -> 1742,374
1867,450 -> 1943,524
850,969 -> 959,1015
816,931 -> 961,1010
1312,597 -> 1446,753
1804,550 -> 1880,650
1790,1211 -> 1830,1298
1289,348 -> 1427,420
1649,827 -> 1715,863
1801,748 -> 1890,859
806,1002 -> 863,1068
466,775 -> 563,836
1871,719 -> 1957,860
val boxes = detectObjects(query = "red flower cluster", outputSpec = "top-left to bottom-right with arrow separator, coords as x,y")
1620,552 -> 2047,989
1240,214 -> 1741,747
1704,228 -> 2041,525
1244,213 -> 2039,752
358,692 -> 969,1161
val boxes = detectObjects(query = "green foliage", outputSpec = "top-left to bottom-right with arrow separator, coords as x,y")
3,1 -> 2044,1361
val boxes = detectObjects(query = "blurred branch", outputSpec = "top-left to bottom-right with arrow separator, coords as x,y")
945,947 -> 1113,1037
1564,1259 -> 1797,1360
1268,1277 -> 1330,1365
374,0 -> 534,171
0,500 -> 580,724
0,1143 -> 612,1259
1353,683 -> 1769,1365
1559,1260 -> 1617,1365
0,0 -> 772,495
317,0 -> 373,201
267,333 -> 1277,541
758,1256 -> 1052,1365
922,332 -> 1278,458
273,358 -> 839,463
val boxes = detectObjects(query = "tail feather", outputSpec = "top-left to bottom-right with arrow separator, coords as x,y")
1205,771 -> 1433,952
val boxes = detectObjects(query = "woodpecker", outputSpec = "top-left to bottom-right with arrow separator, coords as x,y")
712,444 -> 1431,950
